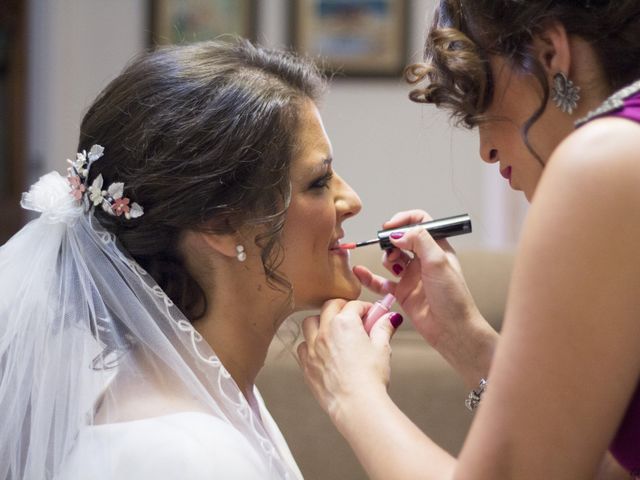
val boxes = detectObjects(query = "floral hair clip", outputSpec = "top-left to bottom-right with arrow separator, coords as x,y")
67,144 -> 144,220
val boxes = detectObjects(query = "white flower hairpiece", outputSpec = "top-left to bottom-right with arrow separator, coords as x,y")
67,145 -> 144,220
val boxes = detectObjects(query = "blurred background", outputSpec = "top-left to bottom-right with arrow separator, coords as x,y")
1,0 -> 527,248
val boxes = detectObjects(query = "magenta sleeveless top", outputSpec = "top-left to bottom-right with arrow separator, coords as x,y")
577,80 -> 640,475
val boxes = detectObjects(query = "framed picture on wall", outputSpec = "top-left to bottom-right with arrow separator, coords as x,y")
291,0 -> 408,77
150,0 -> 257,46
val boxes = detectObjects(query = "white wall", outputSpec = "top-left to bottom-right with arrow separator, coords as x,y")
27,0 -> 526,249
27,0 -> 147,178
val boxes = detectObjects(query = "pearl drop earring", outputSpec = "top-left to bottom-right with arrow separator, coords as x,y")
236,245 -> 247,262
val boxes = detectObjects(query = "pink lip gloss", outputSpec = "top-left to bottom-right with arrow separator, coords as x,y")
363,293 -> 396,334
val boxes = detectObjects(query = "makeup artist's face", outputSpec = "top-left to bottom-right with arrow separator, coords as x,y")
478,55 -> 574,201
279,100 -> 362,309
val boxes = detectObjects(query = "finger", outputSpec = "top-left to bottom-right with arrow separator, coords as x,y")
296,341 -> 308,368
391,260 -> 425,305
382,209 -> 433,230
317,298 -> 348,324
353,265 -> 397,295
382,250 -> 413,277
339,299 -> 373,319
316,298 -> 360,337
389,226 -> 445,266
301,315 -> 320,343
385,247 -> 402,263
318,300 -> 372,338
369,312 -> 403,349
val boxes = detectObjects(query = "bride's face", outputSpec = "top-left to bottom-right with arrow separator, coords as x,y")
279,100 -> 362,309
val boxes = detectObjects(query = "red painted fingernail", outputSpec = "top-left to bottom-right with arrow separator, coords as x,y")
390,232 -> 404,240
389,313 -> 403,329
392,263 -> 403,275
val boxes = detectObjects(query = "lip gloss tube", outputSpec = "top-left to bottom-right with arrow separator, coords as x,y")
338,214 -> 472,251
376,214 -> 471,250
363,293 -> 396,334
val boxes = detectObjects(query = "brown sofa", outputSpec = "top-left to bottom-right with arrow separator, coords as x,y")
257,248 -> 514,479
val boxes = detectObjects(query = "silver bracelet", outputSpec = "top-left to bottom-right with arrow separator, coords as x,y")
465,378 -> 487,411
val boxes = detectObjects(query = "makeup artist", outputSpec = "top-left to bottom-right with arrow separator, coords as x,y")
297,1 -> 640,478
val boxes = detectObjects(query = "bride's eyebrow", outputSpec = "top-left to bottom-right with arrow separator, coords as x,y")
310,157 -> 333,175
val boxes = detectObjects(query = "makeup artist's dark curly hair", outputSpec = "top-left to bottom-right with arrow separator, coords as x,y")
78,39 -> 325,321
406,0 -> 640,144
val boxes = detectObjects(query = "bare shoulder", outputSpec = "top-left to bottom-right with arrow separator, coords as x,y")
546,116 -> 640,194
526,116 -> 640,244
523,116 -> 640,260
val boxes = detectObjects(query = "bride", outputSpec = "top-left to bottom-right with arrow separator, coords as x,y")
0,39 -> 363,479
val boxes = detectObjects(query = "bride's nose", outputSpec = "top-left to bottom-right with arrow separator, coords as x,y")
335,175 -> 362,221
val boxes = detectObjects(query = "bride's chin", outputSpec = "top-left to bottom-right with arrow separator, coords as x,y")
295,283 -> 362,311
330,279 -> 362,302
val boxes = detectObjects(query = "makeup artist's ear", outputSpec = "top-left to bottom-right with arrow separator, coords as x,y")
532,20 -> 572,78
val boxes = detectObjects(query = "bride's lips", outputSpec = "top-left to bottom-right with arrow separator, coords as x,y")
329,236 -> 349,256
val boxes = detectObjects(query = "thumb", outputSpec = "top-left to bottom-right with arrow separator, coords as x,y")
353,265 -> 397,297
296,341 -> 308,369
369,312 -> 403,348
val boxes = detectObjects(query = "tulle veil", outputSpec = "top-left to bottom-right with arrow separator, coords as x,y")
0,170 -> 299,479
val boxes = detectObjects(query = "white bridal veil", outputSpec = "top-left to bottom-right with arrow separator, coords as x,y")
0,168 -> 298,479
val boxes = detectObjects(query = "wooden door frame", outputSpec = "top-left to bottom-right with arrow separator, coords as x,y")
1,0 -> 27,244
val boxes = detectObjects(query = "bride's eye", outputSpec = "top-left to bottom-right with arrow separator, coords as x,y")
309,171 -> 333,190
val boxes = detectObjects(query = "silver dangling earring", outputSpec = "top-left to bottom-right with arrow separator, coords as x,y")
552,72 -> 580,115
236,245 -> 247,262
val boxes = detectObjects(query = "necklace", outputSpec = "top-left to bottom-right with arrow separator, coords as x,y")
575,79 -> 640,127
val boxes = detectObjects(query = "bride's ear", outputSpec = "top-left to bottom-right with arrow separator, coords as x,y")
531,20 -> 572,79
180,230 -> 241,260
196,231 -> 244,260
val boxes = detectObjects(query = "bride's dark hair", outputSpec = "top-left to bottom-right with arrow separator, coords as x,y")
78,39 -> 324,321
407,0 -> 640,152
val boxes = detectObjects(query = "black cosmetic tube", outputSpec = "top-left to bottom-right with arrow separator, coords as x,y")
377,214 -> 472,250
